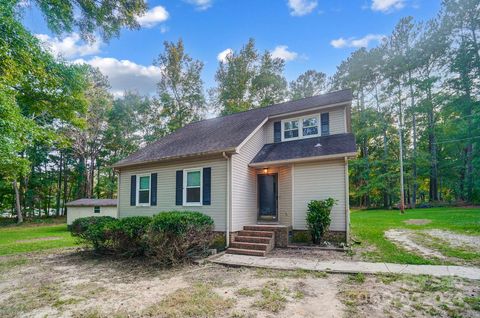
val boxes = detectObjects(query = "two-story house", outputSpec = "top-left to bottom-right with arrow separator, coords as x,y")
113,89 -> 356,256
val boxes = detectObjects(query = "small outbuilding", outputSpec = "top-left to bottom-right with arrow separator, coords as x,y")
66,199 -> 118,225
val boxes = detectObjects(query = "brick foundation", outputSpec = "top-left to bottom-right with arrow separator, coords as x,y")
291,230 -> 346,244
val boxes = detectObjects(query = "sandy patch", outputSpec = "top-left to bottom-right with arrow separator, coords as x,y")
16,236 -> 62,243
403,219 -> 431,225
426,229 -> 480,251
0,250 -> 479,317
384,229 -> 446,259
338,274 -> 479,318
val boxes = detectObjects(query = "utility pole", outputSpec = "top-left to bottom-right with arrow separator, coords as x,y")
398,103 -> 405,214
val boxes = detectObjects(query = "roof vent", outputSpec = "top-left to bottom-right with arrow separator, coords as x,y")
314,143 -> 322,148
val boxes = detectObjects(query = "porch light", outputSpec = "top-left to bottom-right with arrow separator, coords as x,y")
263,168 -> 268,174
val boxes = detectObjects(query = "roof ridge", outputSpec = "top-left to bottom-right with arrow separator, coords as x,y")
190,88 -> 353,125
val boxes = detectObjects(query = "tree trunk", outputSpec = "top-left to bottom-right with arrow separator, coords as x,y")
56,151 -> 63,216
13,179 -> 23,223
408,70 -> 417,207
427,87 -> 438,201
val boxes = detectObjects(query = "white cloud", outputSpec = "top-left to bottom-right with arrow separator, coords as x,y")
186,0 -> 213,10
288,0 -> 318,16
136,6 -> 169,28
330,34 -> 386,48
217,48 -> 233,63
74,57 -> 162,97
371,0 -> 405,12
271,45 -> 298,62
330,38 -> 348,48
35,33 -> 101,58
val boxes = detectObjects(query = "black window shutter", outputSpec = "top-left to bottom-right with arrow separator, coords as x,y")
175,170 -> 183,205
150,173 -> 157,206
130,175 -> 136,206
273,121 -> 281,142
321,113 -> 330,136
203,167 -> 211,205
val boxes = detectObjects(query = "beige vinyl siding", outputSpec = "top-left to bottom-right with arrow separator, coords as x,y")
67,206 -> 117,225
231,126 -> 266,232
118,157 -> 227,231
278,166 -> 292,227
293,160 -> 346,231
264,106 -> 347,144
264,120 -> 275,144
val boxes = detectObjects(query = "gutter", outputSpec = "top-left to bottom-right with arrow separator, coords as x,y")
222,152 -> 231,247
249,152 -> 358,168
344,156 -> 350,243
113,148 -> 237,169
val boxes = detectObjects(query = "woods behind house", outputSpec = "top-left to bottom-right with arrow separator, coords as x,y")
0,0 -> 478,221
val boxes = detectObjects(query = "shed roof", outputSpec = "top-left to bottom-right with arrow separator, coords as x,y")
66,199 -> 117,207
250,133 -> 357,166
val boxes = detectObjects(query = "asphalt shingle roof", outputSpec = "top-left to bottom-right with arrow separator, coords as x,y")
250,133 -> 356,165
66,199 -> 117,207
114,89 -> 353,168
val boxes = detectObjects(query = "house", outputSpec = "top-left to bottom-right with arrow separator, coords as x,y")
66,199 -> 118,225
112,89 -> 356,256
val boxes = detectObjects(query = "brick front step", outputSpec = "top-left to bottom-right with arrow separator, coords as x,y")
234,236 -> 272,244
244,225 -> 288,231
230,241 -> 269,251
226,248 -> 266,257
238,230 -> 274,238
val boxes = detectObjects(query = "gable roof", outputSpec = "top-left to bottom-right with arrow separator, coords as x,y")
250,133 -> 356,166
66,199 -> 117,207
113,89 -> 353,168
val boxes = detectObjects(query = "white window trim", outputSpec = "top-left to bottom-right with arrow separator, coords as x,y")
136,174 -> 151,207
281,113 -> 325,142
281,118 -> 300,141
183,168 -> 203,206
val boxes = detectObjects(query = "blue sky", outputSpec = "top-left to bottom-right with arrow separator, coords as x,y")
23,0 -> 441,97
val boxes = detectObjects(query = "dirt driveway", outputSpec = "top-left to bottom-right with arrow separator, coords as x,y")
0,249 -> 479,318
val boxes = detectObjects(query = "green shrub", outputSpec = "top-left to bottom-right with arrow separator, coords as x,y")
70,216 -> 117,250
145,211 -> 214,265
104,216 -> 152,257
306,198 -> 336,244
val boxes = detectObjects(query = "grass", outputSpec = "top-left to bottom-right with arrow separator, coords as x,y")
0,223 -> 77,256
350,207 -> 480,264
252,282 -> 288,313
144,283 -> 235,317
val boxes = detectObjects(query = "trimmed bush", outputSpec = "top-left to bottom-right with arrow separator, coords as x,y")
104,216 -> 152,257
145,211 -> 214,265
306,198 -> 336,244
70,216 -> 117,250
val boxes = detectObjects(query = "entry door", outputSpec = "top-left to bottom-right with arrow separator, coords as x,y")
258,174 -> 278,220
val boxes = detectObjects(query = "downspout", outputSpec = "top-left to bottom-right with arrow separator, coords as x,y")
116,168 -> 120,219
222,152 -> 231,247
344,157 -> 350,243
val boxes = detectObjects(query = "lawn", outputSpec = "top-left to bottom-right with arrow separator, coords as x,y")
0,224 -> 77,256
350,207 -> 480,265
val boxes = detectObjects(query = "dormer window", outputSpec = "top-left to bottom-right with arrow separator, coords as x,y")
282,113 -> 328,141
283,120 -> 299,139
302,116 -> 318,136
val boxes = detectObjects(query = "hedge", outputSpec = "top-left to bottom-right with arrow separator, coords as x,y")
69,211 -> 215,264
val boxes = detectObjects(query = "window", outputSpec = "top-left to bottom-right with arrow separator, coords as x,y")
302,116 -> 318,136
94,206 -> 100,213
184,169 -> 202,205
283,120 -> 299,140
137,175 -> 150,205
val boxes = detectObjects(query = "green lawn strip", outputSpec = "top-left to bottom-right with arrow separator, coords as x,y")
0,224 -> 78,256
411,233 -> 480,265
350,207 -> 480,264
